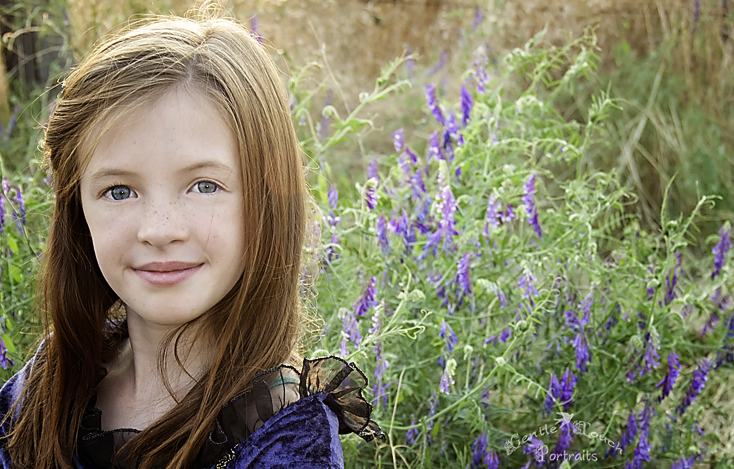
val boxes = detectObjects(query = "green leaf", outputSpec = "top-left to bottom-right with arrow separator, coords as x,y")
1,335 -> 15,353
7,236 -> 19,255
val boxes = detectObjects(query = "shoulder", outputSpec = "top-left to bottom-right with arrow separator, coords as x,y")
195,356 -> 384,469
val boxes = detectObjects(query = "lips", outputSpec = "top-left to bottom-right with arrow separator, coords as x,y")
133,261 -> 203,286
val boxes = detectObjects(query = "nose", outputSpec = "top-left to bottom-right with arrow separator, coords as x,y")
136,195 -> 189,248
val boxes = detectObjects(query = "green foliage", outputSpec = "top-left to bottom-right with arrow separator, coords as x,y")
298,29 -> 734,468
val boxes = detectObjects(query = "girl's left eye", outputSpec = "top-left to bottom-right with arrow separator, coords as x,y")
192,181 -> 220,194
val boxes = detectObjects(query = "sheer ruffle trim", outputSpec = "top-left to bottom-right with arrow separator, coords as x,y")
76,356 -> 384,469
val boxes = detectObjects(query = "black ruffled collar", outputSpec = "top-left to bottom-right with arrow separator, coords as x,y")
76,356 -> 384,468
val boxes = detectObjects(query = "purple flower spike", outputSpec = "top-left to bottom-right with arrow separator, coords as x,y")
518,267 -> 539,303
327,185 -> 338,210
428,131 -> 443,162
406,418 -> 419,444
638,332 -> 661,378
367,158 -> 380,182
572,331 -> 591,374
439,366 -> 454,394
439,319 -> 458,354
250,16 -> 263,43
524,436 -> 547,465
471,433 -> 488,468
13,186 -> 25,227
559,368 -> 576,410
392,128 -> 404,153
457,254 -> 473,296
712,224 -> 731,280
376,214 -> 391,255
424,83 -> 445,125
372,381 -> 391,411
543,373 -> 561,415
522,174 -> 543,238
0,337 -> 14,370
484,450 -> 499,469
353,276 -> 378,317
656,351 -> 680,402
483,194 -> 501,235
460,85 -> 474,127
677,358 -> 712,415
619,411 -> 637,454
365,179 -> 379,210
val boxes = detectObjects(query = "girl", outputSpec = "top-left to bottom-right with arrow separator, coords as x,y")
0,6 -> 382,469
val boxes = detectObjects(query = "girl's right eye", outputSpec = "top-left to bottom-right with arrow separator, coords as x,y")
103,185 -> 134,201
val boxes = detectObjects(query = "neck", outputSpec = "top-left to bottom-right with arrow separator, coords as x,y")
119,309 -> 214,406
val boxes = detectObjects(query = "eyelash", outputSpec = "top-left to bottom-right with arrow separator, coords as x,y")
101,181 -> 221,200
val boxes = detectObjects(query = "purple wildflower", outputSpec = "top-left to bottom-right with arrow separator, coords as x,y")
427,50 -> 447,77
638,331 -> 661,378
712,224 -> 731,280
671,456 -> 697,469
500,327 -> 512,343
0,338 -> 14,370
522,174 -> 542,237
460,85 -> 474,127
702,312 -> 719,335
353,276 -> 378,316
424,83 -> 445,125
572,332 -> 591,374
472,6 -> 484,30
367,158 -> 380,182
501,203 -> 515,223
543,373 -> 561,415
406,418 -> 419,444
656,352 -> 680,402
619,411 -> 637,454
523,436 -> 547,465
559,368 -> 576,410
471,433 -> 489,468
457,254 -> 472,296
421,185 -> 458,257
376,214 -> 391,255
439,362 -> 455,394
364,178 -> 379,210
392,128 -> 404,153
338,338 -> 348,357
341,307 -> 362,348
250,16 -> 263,43
410,167 -> 426,200
553,421 -> 574,459
518,267 -> 539,302
484,450 -> 498,469
373,343 -> 389,381
328,185 -> 338,210
677,358 -> 712,415
428,131 -> 443,162
372,381 -> 391,411
483,194 -> 501,235
694,0 -> 701,23
326,233 -> 339,263
626,409 -> 651,469
439,319 -> 458,354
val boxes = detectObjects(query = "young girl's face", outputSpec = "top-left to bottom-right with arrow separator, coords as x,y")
79,88 -> 247,330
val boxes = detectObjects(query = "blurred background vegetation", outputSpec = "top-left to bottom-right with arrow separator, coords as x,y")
3,0 -> 733,237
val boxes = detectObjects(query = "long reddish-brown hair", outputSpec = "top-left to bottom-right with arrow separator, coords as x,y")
5,6 -> 307,469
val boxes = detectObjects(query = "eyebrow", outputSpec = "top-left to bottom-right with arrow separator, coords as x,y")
88,160 -> 236,182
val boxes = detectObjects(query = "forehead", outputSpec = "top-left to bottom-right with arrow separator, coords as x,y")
81,88 -> 239,178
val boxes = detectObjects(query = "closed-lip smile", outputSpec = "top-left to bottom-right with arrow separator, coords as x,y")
133,261 -> 203,286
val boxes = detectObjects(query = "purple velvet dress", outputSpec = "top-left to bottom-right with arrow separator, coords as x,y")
0,353 -> 383,469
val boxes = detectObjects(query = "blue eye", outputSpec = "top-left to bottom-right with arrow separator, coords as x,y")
194,181 -> 219,194
105,185 -> 133,200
